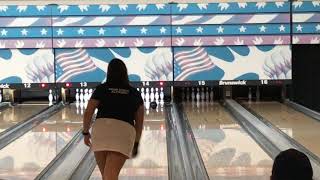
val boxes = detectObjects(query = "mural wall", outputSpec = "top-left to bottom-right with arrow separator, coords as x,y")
173,45 -> 291,81
0,1 -> 318,84
0,49 -> 54,83
55,48 -> 172,82
292,1 -> 320,44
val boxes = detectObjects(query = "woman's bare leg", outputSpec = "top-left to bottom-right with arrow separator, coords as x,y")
103,151 -> 127,180
94,151 -> 108,176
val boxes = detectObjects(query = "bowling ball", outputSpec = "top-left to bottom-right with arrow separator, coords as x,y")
150,101 -> 157,109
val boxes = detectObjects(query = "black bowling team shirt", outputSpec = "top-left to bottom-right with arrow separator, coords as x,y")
91,83 -> 143,126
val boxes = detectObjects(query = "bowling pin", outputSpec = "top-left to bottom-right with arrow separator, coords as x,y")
145,95 -> 150,113
191,87 -> 195,101
141,88 -> 145,102
150,88 -> 155,102
160,87 -> 164,101
210,87 -> 214,102
76,101 -> 80,114
160,93 -> 164,107
201,87 -> 205,101
145,88 -> 150,102
196,88 -> 200,101
84,100 -> 88,108
160,99 -> 164,108
79,89 -> 84,102
155,88 -> 159,102
80,101 -> 84,115
84,89 -> 89,101
0,89 -> 2,103
196,99 -> 200,108
137,88 -> 140,92
75,89 -> 79,102
84,89 -> 89,107
191,96 -> 195,109
89,89 -> 93,99
156,99 -> 160,112
145,100 -> 150,110
205,87 -> 209,101
48,89 -> 53,103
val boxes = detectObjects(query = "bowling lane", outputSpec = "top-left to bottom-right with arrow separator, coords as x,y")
243,101 -> 320,158
0,105 -> 82,179
184,102 -> 273,180
0,104 -> 47,133
90,109 -> 168,180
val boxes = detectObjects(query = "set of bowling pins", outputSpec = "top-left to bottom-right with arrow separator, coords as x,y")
182,87 -> 214,102
75,88 -> 93,115
137,87 -> 164,114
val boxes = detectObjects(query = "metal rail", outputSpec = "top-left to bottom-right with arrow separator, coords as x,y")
173,102 -> 210,180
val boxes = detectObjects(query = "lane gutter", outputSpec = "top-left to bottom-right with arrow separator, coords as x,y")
175,102 -> 210,180
165,103 -> 188,180
221,101 -> 280,159
69,149 -> 96,180
36,115 -> 96,180
238,100 -> 320,165
35,130 -> 84,180
285,99 -> 320,122
226,99 -> 320,179
0,102 -> 64,150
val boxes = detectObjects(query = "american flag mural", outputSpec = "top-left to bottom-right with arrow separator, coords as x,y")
174,47 -> 215,81
55,49 -> 97,82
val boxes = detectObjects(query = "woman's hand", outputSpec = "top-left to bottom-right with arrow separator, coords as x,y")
132,142 -> 139,158
84,133 -> 92,147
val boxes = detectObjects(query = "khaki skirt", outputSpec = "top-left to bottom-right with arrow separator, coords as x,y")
91,118 -> 136,158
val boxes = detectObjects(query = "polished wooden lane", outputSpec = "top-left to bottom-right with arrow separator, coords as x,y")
0,104 -> 47,133
244,101 -> 320,158
184,101 -> 273,180
0,105 -> 83,179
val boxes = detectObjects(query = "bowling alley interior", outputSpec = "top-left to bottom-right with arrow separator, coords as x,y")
0,0 -> 320,180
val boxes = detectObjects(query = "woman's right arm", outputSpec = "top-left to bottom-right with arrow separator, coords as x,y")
134,105 -> 144,143
83,99 -> 99,133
